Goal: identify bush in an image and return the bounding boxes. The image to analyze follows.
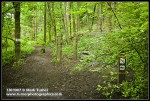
[2,39,35,66]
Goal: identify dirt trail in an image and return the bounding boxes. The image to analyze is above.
[2,46,103,99]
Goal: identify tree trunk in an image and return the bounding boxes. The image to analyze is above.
[57,35,62,62]
[72,3,77,59]
[65,2,70,44]
[70,2,72,37]
[13,2,21,62]
[111,2,116,30]
[72,3,76,35]
[99,3,103,32]
[44,2,46,43]
[52,3,57,43]
[77,2,80,33]
[34,6,37,41]
[107,2,112,32]
[47,3,51,43]
[89,3,97,31]
[86,3,88,26]
[73,35,78,60]
[60,2,66,34]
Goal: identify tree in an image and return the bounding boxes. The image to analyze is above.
[44,2,46,43]
[33,6,37,41]
[64,2,70,44]
[13,2,21,62]
[52,2,57,43]
[72,2,76,35]
[98,3,103,32]
[89,3,97,31]
[69,2,72,37]
[77,2,80,33]
[107,2,112,32]
[47,2,52,43]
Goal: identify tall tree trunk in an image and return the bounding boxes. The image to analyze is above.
[73,35,78,60]
[99,3,103,32]
[111,2,116,30]
[86,3,88,26]
[44,2,46,43]
[52,3,57,43]
[47,3,52,43]
[60,2,66,33]
[72,3,78,60]
[77,2,80,33]
[89,3,97,31]
[13,2,20,62]
[70,2,72,37]
[72,3,76,35]
[65,2,70,44]
[34,6,37,41]
[107,2,112,32]
[56,2,65,63]
[57,35,62,62]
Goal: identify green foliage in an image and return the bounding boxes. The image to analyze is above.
[21,36,35,56]
[122,75,148,99]
[96,83,121,99]
[2,2,148,99]
[62,44,73,58]
[96,66,119,99]
[51,57,59,63]
[2,47,15,66]
[2,38,35,66]
[71,63,85,73]
[36,34,46,46]
[95,2,148,99]
[21,45,35,56]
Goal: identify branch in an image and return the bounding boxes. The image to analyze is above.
[2,36,15,43]
[90,3,97,31]
[2,2,21,15]
[107,2,145,64]
[107,2,122,29]
[129,39,145,64]
[59,2,65,30]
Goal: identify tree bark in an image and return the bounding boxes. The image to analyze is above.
[77,2,80,33]
[107,2,122,29]
[70,2,72,37]
[108,2,112,32]
[57,35,62,62]
[99,3,103,32]
[13,2,21,62]
[72,3,76,34]
[44,2,46,43]
[47,3,52,43]
[34,6,37,41]
[73,35,78,60]
[65,2,70,44]
[86,3,88,26]
[60,2,66,34]
[111,2,116,29]
[52,3,57,43]
[89,3,97,31]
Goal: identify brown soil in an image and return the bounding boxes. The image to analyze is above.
[2,46,122,100]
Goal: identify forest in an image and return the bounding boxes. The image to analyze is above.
[2,2,148,99]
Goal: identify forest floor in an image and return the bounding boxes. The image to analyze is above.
[2,46,123,100]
